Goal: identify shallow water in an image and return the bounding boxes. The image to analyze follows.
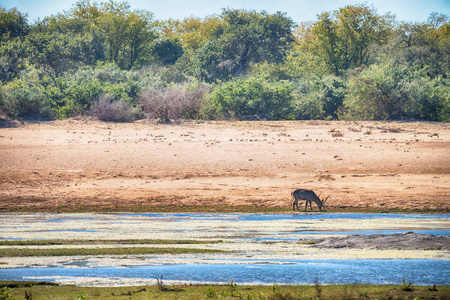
[2,260,449,285]
[119,212,450,222]
[0,213,449,286]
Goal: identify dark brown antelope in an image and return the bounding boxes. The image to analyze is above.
[292,189,331,212]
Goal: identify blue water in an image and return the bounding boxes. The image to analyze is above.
[1,213,449,285]
[119,212,450,222]
[1,260,449,285]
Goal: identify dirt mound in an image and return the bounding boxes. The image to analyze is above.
[312,232,450,250]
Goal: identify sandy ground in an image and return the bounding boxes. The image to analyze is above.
[0,119,449,212]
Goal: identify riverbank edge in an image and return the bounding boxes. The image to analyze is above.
[2,281,450,300]
[1,205,449,214]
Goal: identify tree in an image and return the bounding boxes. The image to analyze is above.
[311,4,394,76]
[159,16,224,52]
[193,9,294,82]
[34,0,158,70]
[0,7,29,42]
[25,32,98,76]
[220,9,294,76]
[0,37,28,82]
[374,14,450,78]
[151,37,184,65]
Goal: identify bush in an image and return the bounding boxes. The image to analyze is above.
[342,62,450,121]
[342,63,413,120]
[89,95,138,122]
[206,77,295,120]
[0,85,45,118]
[138,84,206,123]
[405,75,450,121]
[293,94,325,120]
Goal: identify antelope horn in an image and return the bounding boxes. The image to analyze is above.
[323,194,331,204]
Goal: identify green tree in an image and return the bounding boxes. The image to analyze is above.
[0,37,29,82]
[25,32,100,76]
[312,4,394,76]
[158,16,224,52]
[151,37,184,65]
[0,7,29,42]
[194,9,294,82]
[375,14,450,77]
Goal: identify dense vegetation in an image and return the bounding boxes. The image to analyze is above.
[1,1,449,122]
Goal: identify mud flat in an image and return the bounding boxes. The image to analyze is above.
[312,232,450,250]
[1,213,449,271]
[0,120,449,212]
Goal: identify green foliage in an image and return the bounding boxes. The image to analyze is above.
[25,31,99,76]
[206,76,295,120]
[151,37,184,65]
[0,85,44,118]
[193,9,294,82]
[292,75,346,119]
[405,75,450,121]
[343,63,411,120]
[2,283,450,300]
[0,287,13,300]
[0,37,29,82]
[206,285,217,298]
[401,276,413,291]
[0,7,28,42]
[0,1,448,122]
[376,17,450,78]
[311,3,394,76]
[343,62,450,121]
[0,246,225,257]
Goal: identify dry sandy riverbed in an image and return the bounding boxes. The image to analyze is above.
[0,119,449,212]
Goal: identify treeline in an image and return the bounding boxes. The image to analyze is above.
[0,1,449,122]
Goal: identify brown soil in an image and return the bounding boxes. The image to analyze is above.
[0,119,449,212]
[312,232,450,250]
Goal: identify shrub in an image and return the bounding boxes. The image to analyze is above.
[342,63,410,120]
[138,84,206,123]
[343,62,450,121]
[206,77,295,120]
[89,95,138,122]
[0,85,45,118]
[290,75,345,120]
[404,75,450,121]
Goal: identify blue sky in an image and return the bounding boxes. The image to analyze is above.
[2,0,449,24]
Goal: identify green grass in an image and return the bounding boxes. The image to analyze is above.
[0,247,226,257]
[0,239,222,246]
[1,281,449,299]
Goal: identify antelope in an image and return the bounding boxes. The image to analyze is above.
[292,189,331,212]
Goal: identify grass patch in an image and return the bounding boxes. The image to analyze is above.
[0,239,222,246]
[0,247,226,257]
[1,282,449,299]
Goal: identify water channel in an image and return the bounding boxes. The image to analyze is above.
[0,213,449,286]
